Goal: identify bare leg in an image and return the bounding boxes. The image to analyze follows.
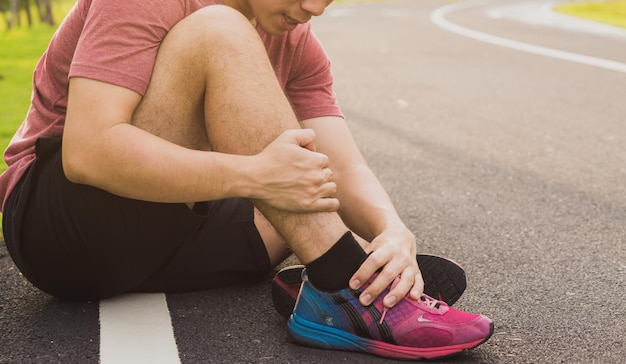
[131,6,348,265]
[254,208,291,266]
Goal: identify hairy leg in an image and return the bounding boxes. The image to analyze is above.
[131,6,347,265]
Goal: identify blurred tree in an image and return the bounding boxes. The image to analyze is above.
[36,0,54,25]
[1,0,53,29]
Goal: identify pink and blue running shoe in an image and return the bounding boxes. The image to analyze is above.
[272,254,467,319]
[287,271,493,360]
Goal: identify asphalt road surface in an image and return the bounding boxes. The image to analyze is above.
[1,0,625,363]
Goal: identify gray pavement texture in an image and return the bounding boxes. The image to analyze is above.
[1,0,625,363]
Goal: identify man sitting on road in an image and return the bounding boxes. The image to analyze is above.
[0,0,492,359]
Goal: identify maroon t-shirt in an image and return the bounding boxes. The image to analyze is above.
[0,0,343,210]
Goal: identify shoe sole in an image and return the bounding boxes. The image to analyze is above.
[271,254,467,318]
[287,312,494,360]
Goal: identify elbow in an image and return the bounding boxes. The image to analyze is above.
[61,143,91,184]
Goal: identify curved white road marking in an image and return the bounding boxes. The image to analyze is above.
[100,293,181,364]
[430,1,626,74]
[486,1,626,38]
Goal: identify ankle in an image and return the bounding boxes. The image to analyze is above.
[305,232,368,291]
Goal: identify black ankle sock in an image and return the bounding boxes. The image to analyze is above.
[305,231,368,291]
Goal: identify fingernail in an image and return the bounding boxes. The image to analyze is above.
[385,295,397,306]
[350,278,361,289]
[361,293,371,305]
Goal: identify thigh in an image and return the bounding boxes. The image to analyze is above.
[129,9,226,151]
[4,137,270,300]
[131,6,299,156]
[134,199,272,293]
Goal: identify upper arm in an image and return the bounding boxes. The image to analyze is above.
[63,77,142,180]
[281,25,343,122]
[301,116,368,174]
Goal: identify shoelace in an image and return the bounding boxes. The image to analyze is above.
[379,308,389,324]
[379,295,444,324]
[379,276,401,324]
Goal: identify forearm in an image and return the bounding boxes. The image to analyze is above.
[301,116,410,240]
[335,164,409,241]
[63,122,251,203]
[302,116,420,306]
[337,163,421,308]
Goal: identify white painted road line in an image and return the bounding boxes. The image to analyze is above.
[100,293,181,364]
[430,1,626,74]
[486,1,626,39]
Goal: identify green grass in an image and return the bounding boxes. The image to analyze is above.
[0,1,75,237]
[0,0,76,171]
[0,26,56,154]
[555,0,626,29]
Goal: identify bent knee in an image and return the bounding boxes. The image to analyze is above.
[173,5,257,42]
[159,5,263,67]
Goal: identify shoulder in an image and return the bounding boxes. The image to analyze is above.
[82,0,188,26]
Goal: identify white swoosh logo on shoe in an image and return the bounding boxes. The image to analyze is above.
[417,315,432,323]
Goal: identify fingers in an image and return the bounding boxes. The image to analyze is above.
[282,129,331,169]
[322,166,333,182]
[354,264,408,307]
[350,246,421,308]
[358,267,420,308]
[258,129,339,212]
[309,195,340,211]
[382,267,415,307]
[381,266,423,308]
[302,177,338,211]
[409,268,424,300]
[285,128,317,152]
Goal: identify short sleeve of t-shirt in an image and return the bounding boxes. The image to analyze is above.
[70,0,187,96]
[70,1,342,120]
[260,22,343,121]
[285,28,343,121]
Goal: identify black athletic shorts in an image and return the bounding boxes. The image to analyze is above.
[2,137,271,300]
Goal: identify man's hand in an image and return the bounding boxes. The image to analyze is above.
[349,227,423,308]
[249,129,340,212]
